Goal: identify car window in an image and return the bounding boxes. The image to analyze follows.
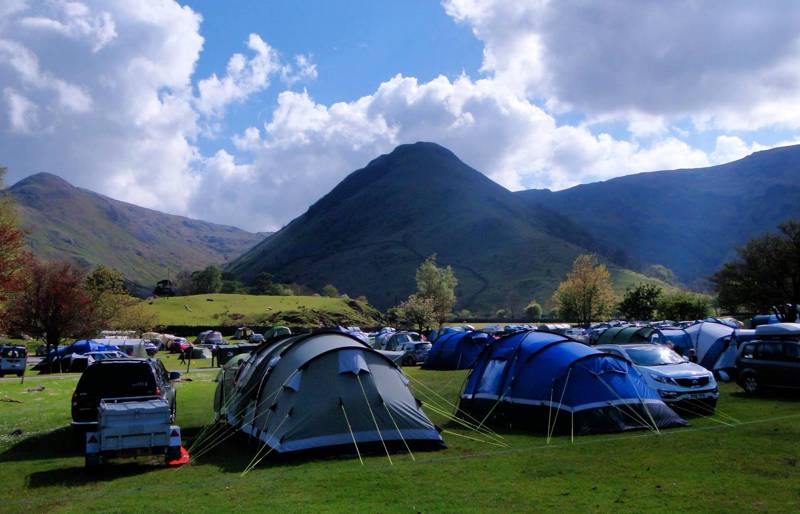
[783,343,800,361]
[76,363,156,398]
[756,342,783,360]
[741,343,756,359]
[625,347,684,366]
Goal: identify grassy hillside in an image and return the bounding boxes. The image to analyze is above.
[230,142,650,315]
[1,368,799,512]
[142,294,382,327]
[6,173,266,294]
[518,144,800,285]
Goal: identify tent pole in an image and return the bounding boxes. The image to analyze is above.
[356,374,393,465]
[340,401,364,465]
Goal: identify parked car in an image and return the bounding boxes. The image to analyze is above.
[0,344,27,377]
[196,331,224,348]
[596,343,718,412]
[71,358,180,429]
[84,351,128,362]
[736,323,800,393]
[382,332,422,351]
[397,341,432,366]
[248,333,265,344]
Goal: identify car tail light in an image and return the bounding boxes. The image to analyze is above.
[170,429,179,437]
[87,434,98,443]
[71,391,78,407]
[154,387,161,397]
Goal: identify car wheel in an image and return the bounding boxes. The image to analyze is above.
[402,356,415,366]
[742,374,760,394]
[85,454,101,468]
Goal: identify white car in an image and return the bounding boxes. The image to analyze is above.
[595,343,718,414]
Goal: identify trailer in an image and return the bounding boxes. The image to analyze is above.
[85,397,183,467]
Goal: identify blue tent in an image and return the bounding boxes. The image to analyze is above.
[684,322,735,371]
[651,328,693,355]
[460,330,685,435]
[423,331,494,370]
[51,339,119,357]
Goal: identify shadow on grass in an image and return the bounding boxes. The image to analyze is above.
[26,462,163,489]
[0,426,80,462]
[186,429,446,473]
[730,390,800,402]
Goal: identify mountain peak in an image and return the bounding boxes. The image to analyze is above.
[9,172,74,191]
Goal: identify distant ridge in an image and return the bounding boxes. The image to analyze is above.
[6,172,266,294]
[516,143,800,285]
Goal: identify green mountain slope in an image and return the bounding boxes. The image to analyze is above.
[229,142,659,314]
[516,144,800,286]
[6,173,265,293]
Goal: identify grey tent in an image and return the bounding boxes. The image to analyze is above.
[214,331,444,456]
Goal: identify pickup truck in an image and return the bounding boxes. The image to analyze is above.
[85,397,182,467]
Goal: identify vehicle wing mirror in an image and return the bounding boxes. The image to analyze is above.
[169,371,181,381]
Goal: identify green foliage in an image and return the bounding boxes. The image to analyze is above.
[321,283,339,297]
[643,264,679,285]
[391,294,436,332]
[495,308,510,319]
[552,254,616,325]
[0,165,26,307]
[221,279,245,294]
[656,291,713,321]
[191,265,223,294]
[85,265,126,297]
[712,220,800,320]
[618,283,663,320]
[524,301,542,321]
[415,254,458,327]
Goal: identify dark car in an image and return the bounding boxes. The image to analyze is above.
[71,358,180,429]
[736,324,800,393]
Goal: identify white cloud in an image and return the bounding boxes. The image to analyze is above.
[195,33,281,117]
[280,54,318,86]
[3,87,39,133]
[444,0,800,132]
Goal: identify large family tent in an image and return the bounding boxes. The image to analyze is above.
[684,321,735,371]
[595,326,656,346]
[650,328,693,355]
[423,331,494,370]
[213,331,444,457]
[460,330,685,435]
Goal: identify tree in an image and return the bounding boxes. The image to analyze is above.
[495,308,510,319]
[6,260,100,358]
[551,254,615,326]
[524,301,543,321]
[252,272,283,295]
[656,291,712,321]
[415,254,458,328]
[86,265,126,297]
[321,283,339,297]
[618,283,663,320]
[392,294,436,333]
[191,265,223,294]
[0,166,26,308]
[712,220,800,321]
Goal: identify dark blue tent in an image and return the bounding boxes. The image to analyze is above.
[423,331,494,370]
[51,339,120,358]
[460,330,685,435]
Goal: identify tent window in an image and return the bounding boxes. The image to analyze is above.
[338,350,370,375]
[478,359,507,393]
[284,370,302,392]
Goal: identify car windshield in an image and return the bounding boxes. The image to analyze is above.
[626,346,685,366]
[1,347,26,358]
[415,343,431,350]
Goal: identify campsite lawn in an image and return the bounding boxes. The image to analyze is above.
[1,367,799,513]
[140,293,375,326]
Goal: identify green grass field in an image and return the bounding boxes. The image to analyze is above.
[141,294,381,327]
[1,362,799,513]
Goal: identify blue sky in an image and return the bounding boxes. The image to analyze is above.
[185,0,483,156]
[1,1,798,230]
